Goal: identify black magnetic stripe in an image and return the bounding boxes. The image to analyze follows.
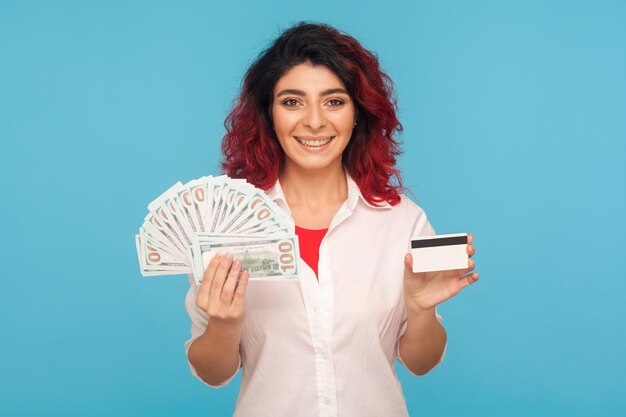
[411,235,467,249]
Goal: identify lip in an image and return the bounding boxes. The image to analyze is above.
[294,135,335,150]
[295,136,334,140]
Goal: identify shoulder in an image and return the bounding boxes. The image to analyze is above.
[392,193,428,219]
[394,194,436,237]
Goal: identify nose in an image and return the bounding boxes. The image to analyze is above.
[302,105,326,130]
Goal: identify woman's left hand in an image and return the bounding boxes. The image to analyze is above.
[403,234,479,312]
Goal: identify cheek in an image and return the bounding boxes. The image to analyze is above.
[331,116,355,135]
[327,109,355,129]
[273,110,298,134]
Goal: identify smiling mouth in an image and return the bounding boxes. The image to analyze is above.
[294,136,335,147]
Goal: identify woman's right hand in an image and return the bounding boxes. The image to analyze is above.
[195,252,250,326]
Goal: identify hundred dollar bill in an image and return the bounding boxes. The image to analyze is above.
[191,232,281,278]
[219,187,237,224]
[136,234,191,275]
[140,226,186,260]
[191,235,300,285]
[139,227,190,262]
[174,183,200,234]
[210,179,248,231]
[218,187,248,230]
[189,177,211,232]
[205,175,226,228]
[147,185,192,253]
[143,212,187,258]
[149,192,194,247]
[220,191,272,233]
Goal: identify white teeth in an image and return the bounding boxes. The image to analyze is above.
[295,136,334,147]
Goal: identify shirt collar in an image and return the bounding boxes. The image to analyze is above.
[265,172,392,211]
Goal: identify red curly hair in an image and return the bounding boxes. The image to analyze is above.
[221,22,404,206]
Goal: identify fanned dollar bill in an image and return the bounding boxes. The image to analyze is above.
[191,234,299,284]
[135,175,298,283]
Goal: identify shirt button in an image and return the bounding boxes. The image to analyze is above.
[324,305,331,312]
[321,352,329,360]
[324,397,331,405]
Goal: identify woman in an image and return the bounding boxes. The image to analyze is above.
[185,22,478,417]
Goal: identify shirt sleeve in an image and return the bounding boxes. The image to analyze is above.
[184,274,241,388]
[395,202,447,375]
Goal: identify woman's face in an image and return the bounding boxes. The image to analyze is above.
[271,63,356,173]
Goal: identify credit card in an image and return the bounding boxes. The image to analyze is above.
[411,233,468,273]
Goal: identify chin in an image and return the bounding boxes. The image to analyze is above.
[286,156,343,172]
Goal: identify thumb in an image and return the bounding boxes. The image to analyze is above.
[404,252,413,272]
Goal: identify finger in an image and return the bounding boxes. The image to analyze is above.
[466,258,476,273]
[231,269,250,310]
[456,272,480,291]
[197,252,224,305]
[221,258,242,305]
[467,234,475,258]
[209,252,234,308]
[467,243,476,257]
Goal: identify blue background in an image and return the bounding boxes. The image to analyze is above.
[1,1,625,416]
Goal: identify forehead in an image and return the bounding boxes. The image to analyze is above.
[274,63,347,94]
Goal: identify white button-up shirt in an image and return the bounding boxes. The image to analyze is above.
[184,174,446,417]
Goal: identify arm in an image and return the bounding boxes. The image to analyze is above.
[398,305,447,375]
[186,252,249,387]
[188,318,244,386]
[399,234,478,375]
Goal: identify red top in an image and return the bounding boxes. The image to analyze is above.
[295,226,328,280]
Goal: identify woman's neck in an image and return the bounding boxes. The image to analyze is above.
[279,161,348,227]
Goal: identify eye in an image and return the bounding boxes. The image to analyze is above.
[327,98,345,107]
[282,98,299,107]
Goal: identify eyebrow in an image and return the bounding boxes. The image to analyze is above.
[276,88,349,98]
